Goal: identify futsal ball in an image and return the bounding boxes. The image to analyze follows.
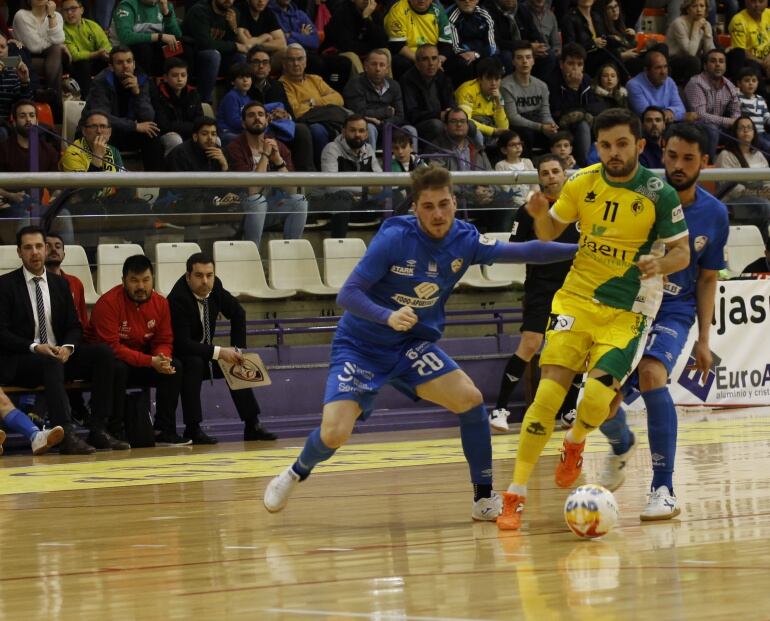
[564,484,619,539]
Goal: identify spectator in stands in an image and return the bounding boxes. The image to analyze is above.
[390,128,426,172]
[45,233,88,329]
[627,51,686,123]
[500,40,557,156]
[246,45,314,171]
[279,43,346,168]
[684,47,741,162]
[61,0,111,97]
[560,0,615,77]
[737,66,770,153]
[546,43,601,166]
[384,0,453,78]
[0,225,129,453]
[0,100,58,231]
[84,46,164,171]
[322,0,389,72]
[12,0,65,105]
[592,62,628,112]
[88,254,188,446]
[436,106,510,231]
[0,33,32,139]
[728,0,770,81]
[444,0,497,86]
[217,62,253,146]
[112,0,182,77]
[455,56,508,148]
[549,130,576,168]
[667,0,714,86]
[182,0,248,104]
[153,57,204,156]
[343,49,412,151]
[61,110,125,174]
[400,43,456,144]
[521,0,560,64]
[742,238,770,273]
[482,0,555,80]
[237,0,286,61]
[495,129,537,210]
[597,0,642,75]
[0,386,64,456]
[225,102,308,246]
[168,252,277,444]
[318,114,383,238]
[268,0,351,90]
[639,105,666,169]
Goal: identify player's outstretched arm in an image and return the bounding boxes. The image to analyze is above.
[637,235,690,279]
[525,191,569,240]
[492,240,578,265]
[337,271,392,325]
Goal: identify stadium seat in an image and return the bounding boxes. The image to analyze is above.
[96,243,144,294]
[212,240,296,299]
[61,244,99,304]
[322,238,366,288]
[34,102,54,127]
[0,245,21,275]
[726,225,765,275]
[63,100,86,143]
[457,263,512,288]
[481,232,527,285]
[155,242,202,296]
[268,239,339,295]
[202,102,215,118]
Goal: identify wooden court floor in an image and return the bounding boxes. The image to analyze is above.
[2,406,770,621]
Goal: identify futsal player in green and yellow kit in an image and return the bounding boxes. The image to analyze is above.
[498,108,691,531]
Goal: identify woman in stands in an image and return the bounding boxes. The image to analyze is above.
[666,0,714,86]
[715,114,770,244]
[592,62,628,112]
[561,0,615,78]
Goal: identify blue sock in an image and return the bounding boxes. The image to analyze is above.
[599,406,633,455]
[643,386,677,493]
[292,427,336,481]
[3,408,39,442]
[458,404,493,489]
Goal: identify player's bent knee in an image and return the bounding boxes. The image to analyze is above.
[578,377,618,430]
[319,420,354,448]
[637,358,667,392]
[448,384,483,414]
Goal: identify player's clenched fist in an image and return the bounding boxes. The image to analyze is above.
[387,306,418,332]
[525,191,550,219]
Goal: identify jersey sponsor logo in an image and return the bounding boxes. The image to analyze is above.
[647,177,665,191]
[671,205,684,223]
[584,191,597,203]
[451,258,463,273]
[392,282,440,307]
[663,281,683,295]
[631,199,645,216]
[548,313,575,331]
[117,8,129,17]
[147,319,156,329]
[590,224,607,236]
[478,233,496,246]
[511,221,519,236]
[337,361,374,384]
[694,235,708,251]
[390,264,415,276]
[580,235,632,263]
[427,260,439,277]
[634,185,657,201]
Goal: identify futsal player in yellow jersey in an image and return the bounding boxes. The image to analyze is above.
[498,108,691,530]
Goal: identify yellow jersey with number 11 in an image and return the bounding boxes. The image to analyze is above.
[550,163,688,316]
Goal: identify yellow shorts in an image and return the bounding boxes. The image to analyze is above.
[540,289,649,381]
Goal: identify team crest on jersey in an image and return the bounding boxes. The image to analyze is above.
[427,260,439,277]
[694,235,708,251]
[631,199,644,215]
[392,282,440,308]
[451,258,463,273]
[584,191,596,203]
[647,177,664,191]
[671,205,684,222]
[147,319,156,329]
[478,234,495,246]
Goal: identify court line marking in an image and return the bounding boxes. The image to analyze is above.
[260,607,496,621]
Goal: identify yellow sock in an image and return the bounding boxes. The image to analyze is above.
[571,377,617,444]
[512,378,567,486]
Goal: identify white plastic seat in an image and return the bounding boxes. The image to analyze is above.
[201,102,215,118]
[457,263,512,288]
[96,243,144,294]
[63,100,86,143]
[61,244,99,304]
[323,238,367,289]
[727,225,766,275]
[155,242,201,296]
[268,239,339,295]
[0,245,21,275]
[213,240,296,299]
[481,232,527,285]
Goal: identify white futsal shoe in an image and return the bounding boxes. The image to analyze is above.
[264,466,301,513]
[31,426,65,455]
[597,432,637,492]
[640,485,681,521]
[489,408,510,433]
[472,491,503,521]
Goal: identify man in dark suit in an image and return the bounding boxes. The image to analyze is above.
[167,252,277,444]
[0,226,129,454]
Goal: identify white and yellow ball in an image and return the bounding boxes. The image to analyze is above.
[564,484,619,539]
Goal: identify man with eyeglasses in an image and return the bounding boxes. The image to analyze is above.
[61,110,125,176]
[61,0,111,97]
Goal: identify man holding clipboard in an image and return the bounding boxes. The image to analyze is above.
[167,252,277,444]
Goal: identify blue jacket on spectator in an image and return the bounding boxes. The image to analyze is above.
[626,72,686,121]
[217,87,251,135]
[268,0,319,50]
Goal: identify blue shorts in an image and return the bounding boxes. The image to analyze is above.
[324,333,459,420]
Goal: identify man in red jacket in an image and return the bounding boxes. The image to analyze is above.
[88,254,188,445]
[45,233,88,329]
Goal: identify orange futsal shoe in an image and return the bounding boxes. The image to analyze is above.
[555,438,585,488]
[497,492,526,531]
[0,428,5,456]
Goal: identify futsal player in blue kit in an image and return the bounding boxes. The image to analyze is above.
[598,124,729,520]
[263,165,578,520]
